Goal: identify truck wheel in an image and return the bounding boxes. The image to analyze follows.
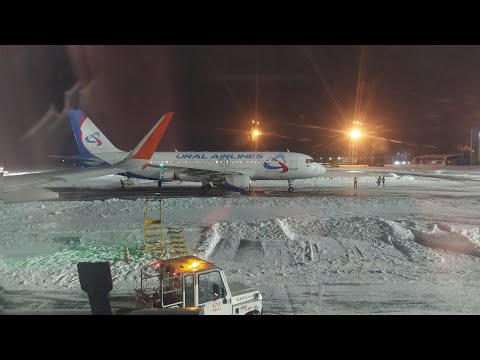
[245,310,261,315]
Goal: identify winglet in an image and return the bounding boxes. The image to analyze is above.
[128,112,174,160]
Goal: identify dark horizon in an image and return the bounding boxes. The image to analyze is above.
[1,45,479,168]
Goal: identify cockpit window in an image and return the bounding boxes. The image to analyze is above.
[306,158,314,164]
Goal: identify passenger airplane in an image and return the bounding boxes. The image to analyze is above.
[66,110,326,193]
[0,112,174,203]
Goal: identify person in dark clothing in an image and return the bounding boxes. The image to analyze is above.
[381,176,385,186]
[354,176,358,189]
[376,176,381,186]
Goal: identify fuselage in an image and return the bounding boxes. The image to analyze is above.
[96,151,326,181]
[69,110,325,187]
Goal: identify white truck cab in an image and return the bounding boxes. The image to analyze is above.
[135,255,262,315]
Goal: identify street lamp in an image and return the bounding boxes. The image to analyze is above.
[251,120,261,151]
[349,129,362,139]
[348,125,362,164]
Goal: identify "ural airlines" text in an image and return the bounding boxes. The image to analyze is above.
[175,154,264,160]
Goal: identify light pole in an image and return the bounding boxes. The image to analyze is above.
[470,128,480,165]
[349,128,362,164]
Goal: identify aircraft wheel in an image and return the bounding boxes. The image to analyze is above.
[288,187,294,193]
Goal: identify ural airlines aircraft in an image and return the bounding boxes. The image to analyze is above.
[68,110,326,193]
[0,112,174,203]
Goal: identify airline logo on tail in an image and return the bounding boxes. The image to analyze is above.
[71,110,121,155]
[85,132,103,146]
[263,154,289,173]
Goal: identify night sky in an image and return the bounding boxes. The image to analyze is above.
[1,45,480,168]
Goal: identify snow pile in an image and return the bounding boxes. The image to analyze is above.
[3,169,480,313]
[412,223,480,257]
[196,223,221,259]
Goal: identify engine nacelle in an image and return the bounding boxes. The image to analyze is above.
[173,172,204,182]
[223,174,251,192]
[139,169,175,182]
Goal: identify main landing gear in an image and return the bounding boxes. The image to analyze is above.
[200,183,212,195]
[288,179,294,193]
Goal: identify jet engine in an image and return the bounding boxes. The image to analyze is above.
[222,174,251,192]
[173,172,203,182]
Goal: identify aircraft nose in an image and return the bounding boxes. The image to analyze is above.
[315,163,326,175]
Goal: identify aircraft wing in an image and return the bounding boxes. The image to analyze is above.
[1,112,174,203]
[389,170,480,183]
[164,165,254,182]
[4,163,143,189]
[331,167,480,183]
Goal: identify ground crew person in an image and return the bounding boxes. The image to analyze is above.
[382,176,385,187]
[354,176,358,189]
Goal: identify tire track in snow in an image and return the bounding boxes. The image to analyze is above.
[275,218,296,241]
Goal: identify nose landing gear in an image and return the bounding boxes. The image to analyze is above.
[288,179,294,192]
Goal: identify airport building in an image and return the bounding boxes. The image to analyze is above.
[411,154,465,165]
[470,128,480,165]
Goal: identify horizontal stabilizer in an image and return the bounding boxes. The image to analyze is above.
[48,155,107,167]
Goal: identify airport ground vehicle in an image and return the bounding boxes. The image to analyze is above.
[75,256,262,315]
[135,255,263,315]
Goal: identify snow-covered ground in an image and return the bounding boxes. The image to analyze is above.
[2,166,480,314]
